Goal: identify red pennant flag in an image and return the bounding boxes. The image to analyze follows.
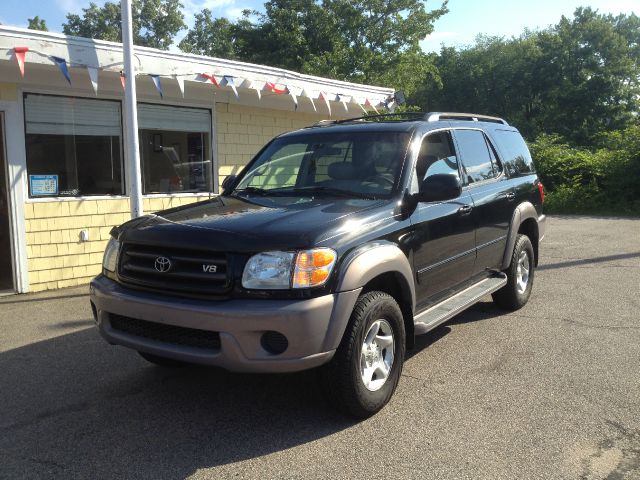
[14,47,28,78]
[119,71,126,90]
[201,73,220,88]
[265,82,289,95]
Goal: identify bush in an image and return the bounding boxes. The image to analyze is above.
[529,127,640,216]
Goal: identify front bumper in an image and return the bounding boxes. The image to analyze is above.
[90,275,361,373]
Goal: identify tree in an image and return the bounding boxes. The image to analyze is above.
[418,8,640,145]
[27,16,48,31]
[179,0,448,95]
[62,0,186,50]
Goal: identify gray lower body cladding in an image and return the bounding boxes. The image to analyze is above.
[89,275,361,373]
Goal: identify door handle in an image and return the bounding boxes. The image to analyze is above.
[505,192,516,201]
[458,204,473,215]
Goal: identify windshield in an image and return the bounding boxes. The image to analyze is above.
[233,131,410,199]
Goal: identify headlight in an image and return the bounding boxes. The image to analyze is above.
[242,251,295,289]
[242,248,337,290]
[102,237,120,273]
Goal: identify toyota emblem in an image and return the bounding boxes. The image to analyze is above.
[154,256,172,273]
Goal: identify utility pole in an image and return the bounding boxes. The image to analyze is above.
[121,0,143,217]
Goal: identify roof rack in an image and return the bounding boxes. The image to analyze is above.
[308,111,509,128]
[425,112,509,125]
[309,112,425,127]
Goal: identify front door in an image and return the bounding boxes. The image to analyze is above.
[410,130,476,308]
[0,113,14,292]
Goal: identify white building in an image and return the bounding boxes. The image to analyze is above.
[0,26,393,294]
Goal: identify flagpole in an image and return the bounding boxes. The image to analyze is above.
[121,0,143,218]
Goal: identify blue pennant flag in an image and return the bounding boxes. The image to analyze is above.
[52,56,71,85]
[150,74,163,99]
[223,75,239,99]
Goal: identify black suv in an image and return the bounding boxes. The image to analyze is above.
[90,112,546,417]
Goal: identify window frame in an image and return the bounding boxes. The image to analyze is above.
[22,92,126,200]
[410,128,463,195]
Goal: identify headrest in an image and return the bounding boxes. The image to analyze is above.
[328,162,357,180]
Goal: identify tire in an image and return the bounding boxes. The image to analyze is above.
[138,351,189,367]
[319,291,406,418]
[492,234,535,310]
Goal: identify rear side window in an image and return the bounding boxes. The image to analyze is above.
[454,129,496,184]
[492,129,535,176]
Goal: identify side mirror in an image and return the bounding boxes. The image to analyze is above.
[221,175,237,193]
[415,174,461,203]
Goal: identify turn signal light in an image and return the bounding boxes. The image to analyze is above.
[292,248,337,288]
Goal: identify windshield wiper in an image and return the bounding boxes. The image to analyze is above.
[290,186,379,200]
[233,186,276,196]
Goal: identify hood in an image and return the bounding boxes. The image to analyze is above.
[119,194,393,252]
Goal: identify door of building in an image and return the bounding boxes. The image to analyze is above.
[0,112,14,292]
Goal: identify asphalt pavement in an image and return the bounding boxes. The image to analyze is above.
[0,215,638,479]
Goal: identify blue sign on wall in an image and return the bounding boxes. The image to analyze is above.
[29,175,59,196]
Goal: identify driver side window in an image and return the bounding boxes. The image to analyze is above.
[415,131,460,192]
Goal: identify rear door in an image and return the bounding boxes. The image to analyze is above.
[452,128,513,274]
[410,130,476,307]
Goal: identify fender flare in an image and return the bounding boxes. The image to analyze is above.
[321,242,416,351]
[501,201,539,270]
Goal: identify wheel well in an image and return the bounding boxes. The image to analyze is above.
[361,272,415,350]
[518,218,539,266]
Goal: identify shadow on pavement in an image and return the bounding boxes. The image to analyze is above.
[537,251,640,271]
[0,325,357,479]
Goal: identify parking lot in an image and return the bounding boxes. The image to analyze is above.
[1,215,638,479]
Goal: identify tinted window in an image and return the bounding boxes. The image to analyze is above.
[415,131,459,192]
[492,130,535,176]
[454,129,495,184]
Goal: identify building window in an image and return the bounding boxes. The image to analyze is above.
[137,104,212,194]
[24,93,124,197]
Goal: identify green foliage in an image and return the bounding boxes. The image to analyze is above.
[27,16,48,31]
[62,0,186,50]
[178,0,448,96]
[530,125,640,215]
[418,8,640,146]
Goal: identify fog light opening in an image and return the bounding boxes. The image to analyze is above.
[261,331,289,355]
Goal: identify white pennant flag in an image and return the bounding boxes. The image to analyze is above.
[338,95,351,112]
[288,85,299,110]
[87,67,99,95]
[300,88,316,112]
[175,75,185,97]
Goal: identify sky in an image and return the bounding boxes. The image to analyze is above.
[0,0,637,51]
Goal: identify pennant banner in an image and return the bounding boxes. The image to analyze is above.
[87,67,99,95]
[265,82,289,95]
[223,75,239,99]
[337,95,351,112]
[319,91,332,116]
[150,74,163,99]
[365,98,379,114]
[13,47,28,78]
[119,71,126,90]
[287,85,300,110]
[52,56,71,85]
[300,88,316,112]
[201,73,220,88]
[175,75,185,97]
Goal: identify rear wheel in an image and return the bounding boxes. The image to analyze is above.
[138,351,189,367]
[319,291,405,418]
[492,234,535,310]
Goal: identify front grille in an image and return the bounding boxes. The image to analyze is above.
[109,314,221,350]
[118,243,229,296]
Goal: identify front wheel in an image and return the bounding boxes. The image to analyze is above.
[492,234,535,310]
[319,291,406,418]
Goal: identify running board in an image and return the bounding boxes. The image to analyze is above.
[413,273,507,335]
